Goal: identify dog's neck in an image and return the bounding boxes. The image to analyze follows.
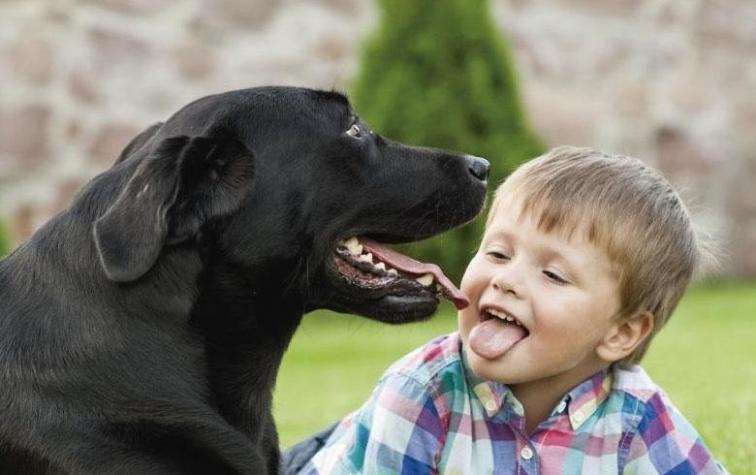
[15,199,307,438]
[0,215,207,379]
[192,257,305,434]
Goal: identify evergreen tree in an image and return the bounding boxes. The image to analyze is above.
[352,0,543,282]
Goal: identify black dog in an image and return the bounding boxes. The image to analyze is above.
[0,87,488,474]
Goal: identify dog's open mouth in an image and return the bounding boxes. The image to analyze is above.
[331,237,469,310]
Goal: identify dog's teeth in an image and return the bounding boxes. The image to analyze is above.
[387,268,399,276]
[342,237,363,255]
[415,273,434,287]
[436,283,442,292]
[374,262,386,271]
[357,252,373,263]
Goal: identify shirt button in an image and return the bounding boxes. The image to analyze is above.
[520,446,534,460]
[484,400,497,412]
[556,401,567,413]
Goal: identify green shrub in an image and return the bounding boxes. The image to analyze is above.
[0,220,11,258]
[351,0,543,282]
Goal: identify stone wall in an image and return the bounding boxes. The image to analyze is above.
[1,0,754,276]
[493,0,756,278]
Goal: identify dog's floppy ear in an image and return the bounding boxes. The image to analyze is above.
[94,135,254,282]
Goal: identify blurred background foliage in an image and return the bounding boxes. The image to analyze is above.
[0,220,11,258]
[351,0,543,282]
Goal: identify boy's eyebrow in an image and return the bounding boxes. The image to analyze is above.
[484,226,587,271]
[483,229,513,242]
[482,228,520,248]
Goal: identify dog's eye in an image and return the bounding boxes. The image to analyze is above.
[346,124,363,138]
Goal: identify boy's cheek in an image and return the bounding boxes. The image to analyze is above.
[459,256,486,294]
[456,309,468,334]
[456,307,478,343]
[458,281,474,300]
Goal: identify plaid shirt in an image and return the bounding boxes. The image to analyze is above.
[300,333,726,474]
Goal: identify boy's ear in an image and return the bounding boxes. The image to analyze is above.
[596,311,654,363]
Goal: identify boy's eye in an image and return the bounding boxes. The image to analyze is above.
[487,251,509,260]
[544,270,568,285]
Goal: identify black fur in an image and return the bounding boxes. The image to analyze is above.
[0,87,488,474]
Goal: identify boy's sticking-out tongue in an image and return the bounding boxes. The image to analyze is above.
[468,318,527,360]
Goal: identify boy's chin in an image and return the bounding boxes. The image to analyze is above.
[465,346,516,383]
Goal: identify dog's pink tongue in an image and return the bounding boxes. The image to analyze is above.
[360,238,469,309]
[469,319,527,360]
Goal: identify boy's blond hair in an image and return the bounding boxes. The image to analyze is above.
[489,146,708,366]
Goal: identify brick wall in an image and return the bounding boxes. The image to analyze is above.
[1,0,754,276]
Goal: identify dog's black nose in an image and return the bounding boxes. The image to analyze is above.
[466,155,490,181]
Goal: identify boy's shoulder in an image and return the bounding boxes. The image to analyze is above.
[607,366,726,473]
[611,364,662,403]
[610,364,686,409]
[608,364,687,426]
[381,332,465,388]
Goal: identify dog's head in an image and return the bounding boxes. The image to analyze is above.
[94,87,488,323]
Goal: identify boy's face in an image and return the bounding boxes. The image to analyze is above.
[458,202,621,388]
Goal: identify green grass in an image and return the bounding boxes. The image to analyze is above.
[275,281,755,473]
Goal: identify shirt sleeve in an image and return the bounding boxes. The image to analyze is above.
[299,373,447,475]
[622,393,728,474]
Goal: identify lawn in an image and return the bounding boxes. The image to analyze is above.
[274,281,755,473]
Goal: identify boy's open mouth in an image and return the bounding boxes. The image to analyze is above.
[469,308,530,359]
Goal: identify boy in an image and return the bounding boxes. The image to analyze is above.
[292,146,726,474]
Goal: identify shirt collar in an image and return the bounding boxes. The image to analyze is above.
[460,342,613,428]
[460,345,512,418]
[562,368,613,430]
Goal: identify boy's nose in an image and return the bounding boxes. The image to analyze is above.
[493,278,519,296]
[491,265,524,297]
